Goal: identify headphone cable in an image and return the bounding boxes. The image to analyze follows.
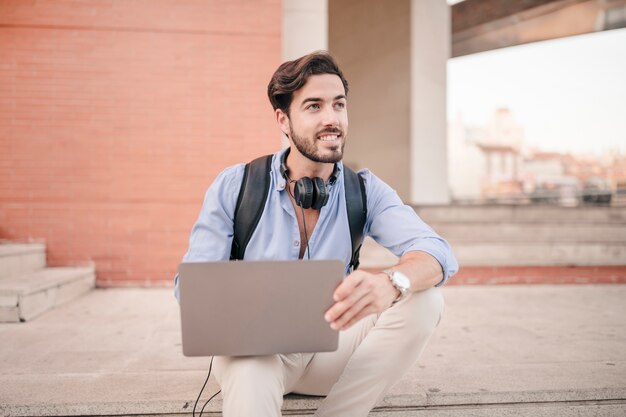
[193,356,221,417]
[286,180,311,260]
[300,205,311,260]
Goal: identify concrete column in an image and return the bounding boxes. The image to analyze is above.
[282,0,328,61]
[281,0,328,148]
[410,0,450,204]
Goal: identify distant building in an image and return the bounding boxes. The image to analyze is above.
[447,114,485,200]
[448,108,622,204]
[524,152,565,179]
[448,108,524,201]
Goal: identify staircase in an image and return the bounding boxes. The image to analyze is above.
[360,205,626,268]
[0,241,95,322]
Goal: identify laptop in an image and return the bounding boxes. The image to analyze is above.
[178,260,344,357]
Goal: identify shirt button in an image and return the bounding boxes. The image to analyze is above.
[294,240,300,247]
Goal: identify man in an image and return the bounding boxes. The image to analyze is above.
[176,51,458,416]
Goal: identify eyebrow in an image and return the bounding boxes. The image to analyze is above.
[301,95,347,106]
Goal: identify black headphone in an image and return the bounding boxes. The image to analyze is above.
[280,148,338,210]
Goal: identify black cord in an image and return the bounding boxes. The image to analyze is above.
[199,389,222,417]
[286,179,311,260]
[300,205,311,260]
[193,356,221,417]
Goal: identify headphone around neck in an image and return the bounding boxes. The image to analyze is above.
[280,148,339,210]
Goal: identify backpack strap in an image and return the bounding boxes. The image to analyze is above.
[343,166,367,270]
[230,154,273,260]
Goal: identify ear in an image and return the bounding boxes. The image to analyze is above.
[275,109,290,138]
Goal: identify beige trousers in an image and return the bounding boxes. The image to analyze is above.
[213,286,444,417]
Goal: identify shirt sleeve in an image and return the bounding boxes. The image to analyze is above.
[174,164,245,300]
[360,169,459,286]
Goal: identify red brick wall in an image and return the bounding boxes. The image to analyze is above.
[0,0,282,286]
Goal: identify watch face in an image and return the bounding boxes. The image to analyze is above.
[393,271,411,290]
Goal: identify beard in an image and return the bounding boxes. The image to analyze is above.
[289,120,345,164]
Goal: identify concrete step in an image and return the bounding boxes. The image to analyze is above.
[415,205,626,224]
[0,242,46,279]
[293,402,626,416]
[0,266,96,322]
[359,238,626,268]
[429,223,626,243]
[452,242,626,267]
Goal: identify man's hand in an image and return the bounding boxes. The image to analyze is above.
[324,269,400,331]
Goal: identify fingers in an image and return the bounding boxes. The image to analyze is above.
[325,271,399,330]
[330,292,374,330]
[341,304,377,330]
[325,281,370,326]
[332,271,365,302]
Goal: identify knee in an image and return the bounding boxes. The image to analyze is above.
[397,287,445,340]
[214,355,284,392]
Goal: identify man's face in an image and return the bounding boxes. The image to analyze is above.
[278,74,348,163]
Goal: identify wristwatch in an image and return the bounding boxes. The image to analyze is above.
[383,269,411,304]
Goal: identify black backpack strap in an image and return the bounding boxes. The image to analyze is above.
[343,166,367,270]
[230,155,273,260]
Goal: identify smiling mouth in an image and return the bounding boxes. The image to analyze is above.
[318,134,341,141]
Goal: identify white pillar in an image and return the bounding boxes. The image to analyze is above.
[410,0,450,204]
[282,0,328,61]
[281,0,328,148]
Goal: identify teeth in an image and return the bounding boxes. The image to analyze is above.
[319,135,338,141]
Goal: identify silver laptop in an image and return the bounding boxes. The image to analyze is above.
[178,260,344,357]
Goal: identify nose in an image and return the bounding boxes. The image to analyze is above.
[321,104,340,127]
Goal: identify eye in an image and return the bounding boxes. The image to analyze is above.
[334,101,346,109]
[307,103,320,110]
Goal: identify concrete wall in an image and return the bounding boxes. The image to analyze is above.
[0,0,282,285]
[329,0,412,200]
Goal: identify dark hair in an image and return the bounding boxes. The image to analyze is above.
[267,51,349,115]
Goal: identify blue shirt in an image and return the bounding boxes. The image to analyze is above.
[175,148,458,300]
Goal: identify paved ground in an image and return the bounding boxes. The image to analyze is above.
[0,284,625,416]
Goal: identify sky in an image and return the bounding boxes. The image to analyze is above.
[447,28,626,155]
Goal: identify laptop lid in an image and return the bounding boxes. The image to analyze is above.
[178,260,343,357]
